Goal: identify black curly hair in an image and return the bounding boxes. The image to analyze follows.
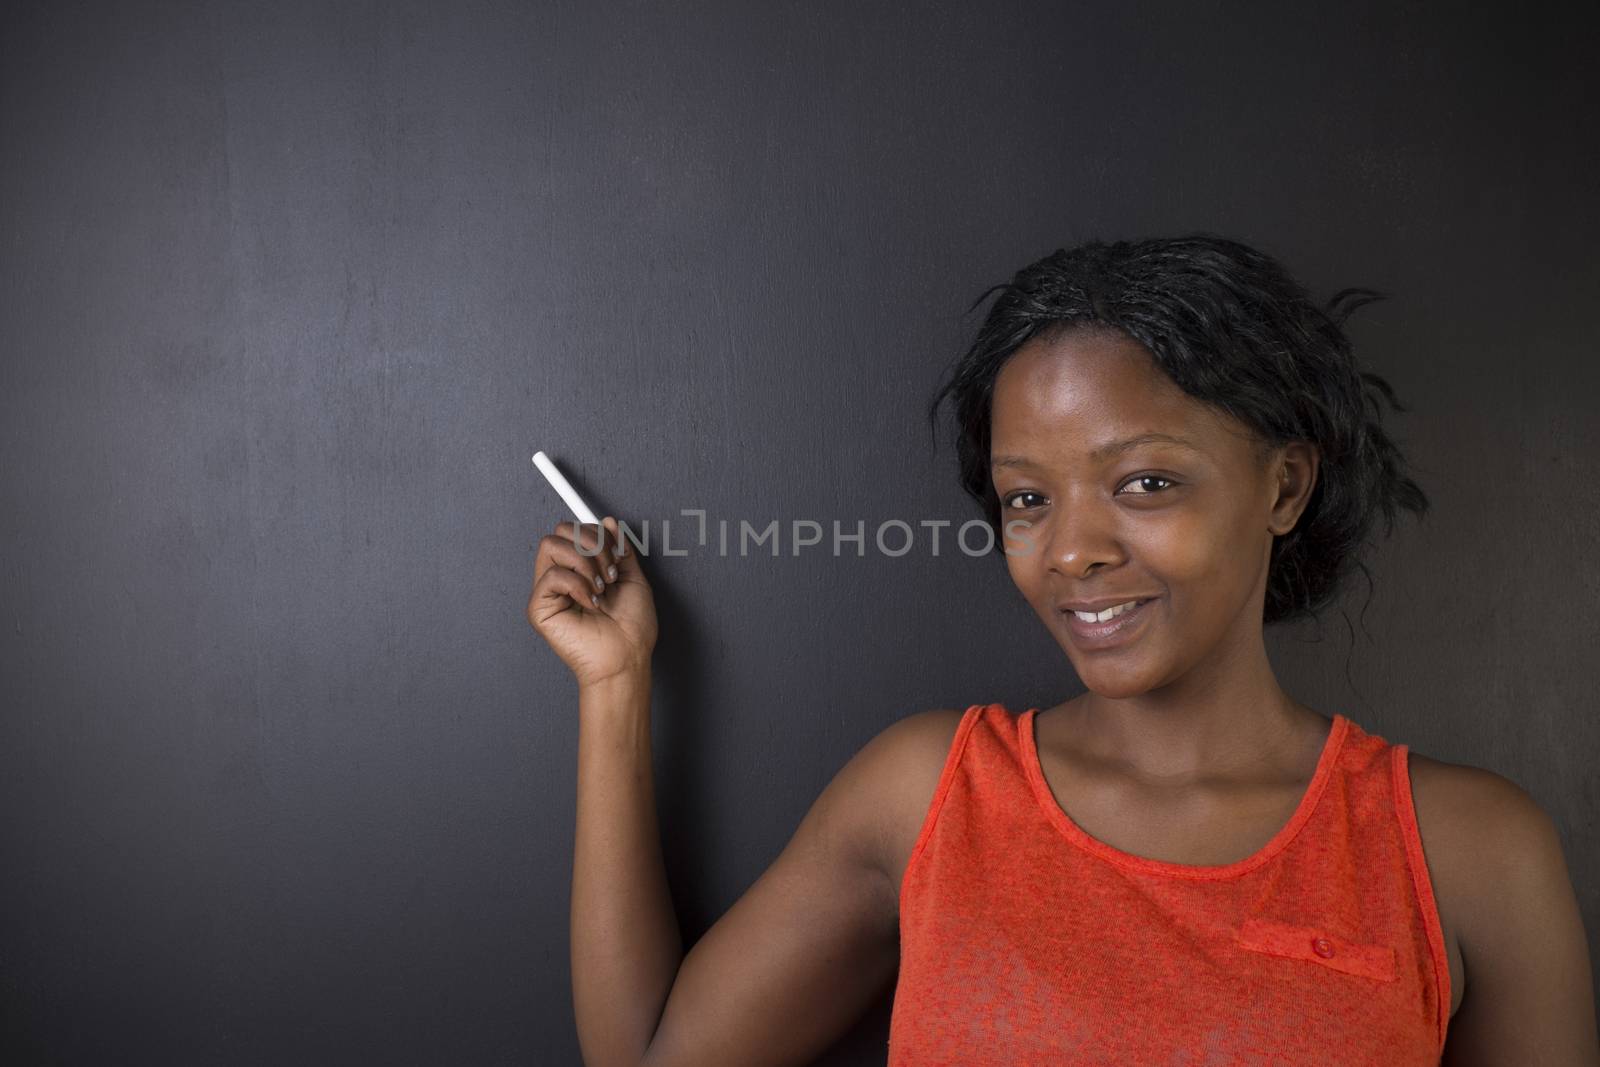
[927,232,1430,631]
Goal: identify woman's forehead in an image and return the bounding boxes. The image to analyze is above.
[997,331,1179,406]
[993,336,1200,440]
[989,337,1259,467]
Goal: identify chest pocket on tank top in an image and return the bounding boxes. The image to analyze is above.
[1235,916,1398,983]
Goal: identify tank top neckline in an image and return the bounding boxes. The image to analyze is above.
[1017,706,1351,880]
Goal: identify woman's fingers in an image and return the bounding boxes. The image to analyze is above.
[532,555,604,614]
[527,515,657,685]
[555,518,621,588]
[538,531,599,596]
[602,516,638,574]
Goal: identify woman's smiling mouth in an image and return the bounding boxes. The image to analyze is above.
[1059,597,1157,648]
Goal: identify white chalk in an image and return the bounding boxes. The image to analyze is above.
[532,451,601,527]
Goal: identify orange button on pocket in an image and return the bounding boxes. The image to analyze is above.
[1236,917,1397,982]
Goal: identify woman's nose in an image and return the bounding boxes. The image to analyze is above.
[1041,504,1125,576]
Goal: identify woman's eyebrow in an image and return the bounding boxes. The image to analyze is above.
[991,432,1202,470]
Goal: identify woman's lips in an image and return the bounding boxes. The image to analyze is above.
[1060,597,1156,648]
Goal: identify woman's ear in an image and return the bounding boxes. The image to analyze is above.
[1268,442,1319,536]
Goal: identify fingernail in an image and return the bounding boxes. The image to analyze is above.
[590,594,599,606]
[607,565,617,580]
[594,576,604,590]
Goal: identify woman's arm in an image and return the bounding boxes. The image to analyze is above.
[571,669,683,1067]
[1439,770,1599,1065]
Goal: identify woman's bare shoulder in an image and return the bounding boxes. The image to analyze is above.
[1405,748,1596,1059]
[877,707,969,799]
[845,708,969,890]
[1405,748,1546,849]
[1405,751,1566,946]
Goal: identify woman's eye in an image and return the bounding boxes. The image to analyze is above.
[1003,478,1174,510]
[1120,475,1175,495]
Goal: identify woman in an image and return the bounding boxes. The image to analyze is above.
[529,234,1598,1065]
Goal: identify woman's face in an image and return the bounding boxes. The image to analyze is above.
[988,326,1317,699]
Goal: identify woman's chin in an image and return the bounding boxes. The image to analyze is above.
[1081,676,1157,701]
[1064,653,1163,700]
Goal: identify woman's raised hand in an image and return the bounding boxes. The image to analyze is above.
[527,516,657,687]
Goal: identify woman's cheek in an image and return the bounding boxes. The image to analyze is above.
[1001,516,1043,561]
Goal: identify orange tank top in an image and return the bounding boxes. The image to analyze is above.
[887,704,1451,1065]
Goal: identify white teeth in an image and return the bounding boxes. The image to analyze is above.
[1073,599,1142,623]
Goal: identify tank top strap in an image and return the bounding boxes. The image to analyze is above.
[898,703,1033,913]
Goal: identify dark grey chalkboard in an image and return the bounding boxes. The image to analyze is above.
[2,1,1596,1063]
